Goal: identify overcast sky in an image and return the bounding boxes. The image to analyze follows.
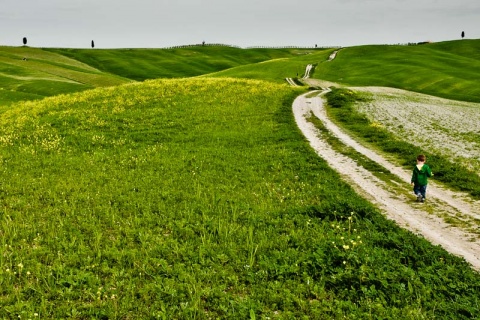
[1,0,479,48]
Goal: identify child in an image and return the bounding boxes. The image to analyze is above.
[411,154,433,202]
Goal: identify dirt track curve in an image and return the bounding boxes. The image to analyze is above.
[293,90,480,271]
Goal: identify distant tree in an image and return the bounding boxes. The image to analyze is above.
[461,31,465,39]
[23,37,27,46]
[202,41,205,46]
[91,40,95,48]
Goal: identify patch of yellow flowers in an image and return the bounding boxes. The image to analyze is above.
[331,212,363,266]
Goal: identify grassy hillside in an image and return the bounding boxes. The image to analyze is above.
[1,78,480,319]
[3,41,480,105]
[314,39,480,102]
[47,46,326,81]
[204,49,334,83]
[1,45,325,105]
[0,46,131,105]
[429,39,480,60]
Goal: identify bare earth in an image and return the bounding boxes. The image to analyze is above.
[293,90,480,271]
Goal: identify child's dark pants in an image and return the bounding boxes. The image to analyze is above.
[413,184,427,199]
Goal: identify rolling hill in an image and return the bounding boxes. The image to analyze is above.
[0,46,131,105]
[312,39,480,102]
[2,77,480,318]
[46,46,326,81]
[1,40,480,318]
[2,40,480,106]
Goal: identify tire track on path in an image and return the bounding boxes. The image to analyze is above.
[285,64,315,86]
[293,90,480,271]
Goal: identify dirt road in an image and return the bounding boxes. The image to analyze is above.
[293,90,480,271]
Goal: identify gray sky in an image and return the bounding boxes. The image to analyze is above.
[1,0,479,48]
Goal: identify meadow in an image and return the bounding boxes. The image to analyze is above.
[0,46,131,105]
[46,46,327,81]
[1,45,326,105]
[312,40,480,103]
[1,77,480,319]
[4,40,480,105]
[1,41,480,318]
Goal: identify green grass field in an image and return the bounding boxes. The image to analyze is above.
[0,46,131,105]
[203,50,333,83]
[2,45,328,106]
[3,40,480,105]
[46,46,327,81]
[313,40,480,102]
[2,78,480,319]
[1,40,480,318]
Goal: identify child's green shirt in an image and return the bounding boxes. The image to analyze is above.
[411,164,432,186]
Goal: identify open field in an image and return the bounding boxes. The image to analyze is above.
[203,50,333,83]
[1,40,480,318]
[1,45,328,106]
[312,40,480,103]
[0,46,131,105]
[2,40,480,106]
[2,78,480,318]
[46,46,327,81]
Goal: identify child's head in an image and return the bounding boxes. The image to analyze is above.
[417,154,426,163]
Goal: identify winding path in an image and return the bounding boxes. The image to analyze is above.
[293,90,480,271]
[328,50,339,61]
[285,64,315,85]
[302,64,314,79]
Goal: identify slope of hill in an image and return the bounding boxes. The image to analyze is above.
[204,49,334,83]
[1,46,325,105]
[429,39,480,60]
[3,40,480,106]
[0,46,131,105]
[46,46,326,81]
[313,39,480,102]
[2,78,480,318]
